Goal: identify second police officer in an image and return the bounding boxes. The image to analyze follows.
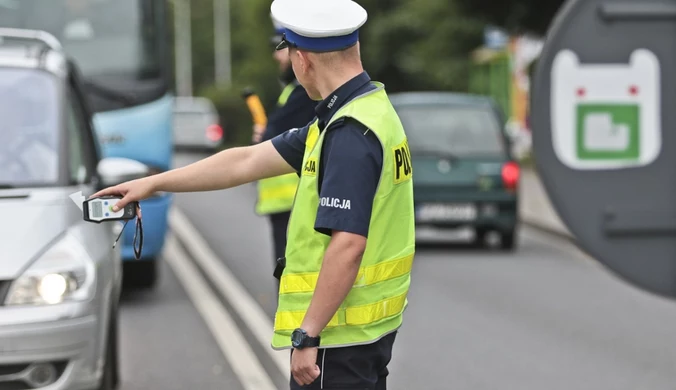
[253,16,316,280]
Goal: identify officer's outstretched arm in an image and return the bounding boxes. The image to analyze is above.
[155,141,294,192]
[91,141,294,210]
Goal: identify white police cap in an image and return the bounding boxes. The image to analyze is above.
[271,0,368,52]
[270,13,285,46]
[271,14,284,33]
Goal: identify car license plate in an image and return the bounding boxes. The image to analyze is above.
[417,203,477,222]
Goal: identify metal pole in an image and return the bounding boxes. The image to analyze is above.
[214,0,232,87]
[174,0,193,96]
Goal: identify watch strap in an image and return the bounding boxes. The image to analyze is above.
[305,335,320,348]
[292,328,321,349]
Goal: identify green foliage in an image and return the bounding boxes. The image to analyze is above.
[181,0,487,100]
[189,0,216,92]
[454,0,566,35]
[176,0,554,144]
[186,0,282,146]
[189,0,280,97]
[359,0,484,92]
[200,83,254,147]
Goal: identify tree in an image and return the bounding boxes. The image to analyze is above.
[358,0,485,92]
[179,0,489,145]
[454,0,567,35]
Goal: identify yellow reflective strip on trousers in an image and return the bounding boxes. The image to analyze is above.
[274,292,408,331]
[279,253,414,294]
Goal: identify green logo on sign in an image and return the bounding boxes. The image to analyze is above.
[576,104,640,161]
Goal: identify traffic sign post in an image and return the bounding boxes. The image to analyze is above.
[531,0,676,298]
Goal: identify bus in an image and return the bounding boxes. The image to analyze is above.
[0,0,173,288]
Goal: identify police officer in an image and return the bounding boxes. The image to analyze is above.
[93,0,415,388]
[252,16,316,276]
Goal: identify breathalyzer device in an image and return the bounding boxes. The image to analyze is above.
[70,191,144,259]
[82,196,137,223]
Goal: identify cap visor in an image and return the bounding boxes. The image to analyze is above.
[275,40,289,51]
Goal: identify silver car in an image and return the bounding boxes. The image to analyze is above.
[0,30,149,389]
[173,96,224,151]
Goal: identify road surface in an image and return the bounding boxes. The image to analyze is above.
[114,152,676,390]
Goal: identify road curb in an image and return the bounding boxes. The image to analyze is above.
[520,165,576,242]
[520,217,575,242]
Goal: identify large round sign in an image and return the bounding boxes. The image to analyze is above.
[531,0,676,297]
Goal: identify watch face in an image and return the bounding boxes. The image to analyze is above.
[291,330,304,347]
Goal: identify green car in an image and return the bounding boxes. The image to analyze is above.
[389,92,520,250]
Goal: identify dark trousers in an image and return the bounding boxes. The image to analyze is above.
[269,211,290,291]
[269,211,291,262]
[290,331,397,390]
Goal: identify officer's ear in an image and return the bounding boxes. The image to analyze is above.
[294,48,313,74]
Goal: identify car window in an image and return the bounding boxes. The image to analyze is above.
[395,104,507,157]
[66,88,89,184]
[0,68,61,187]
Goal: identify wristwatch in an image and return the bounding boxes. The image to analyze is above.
[291,328,321,349]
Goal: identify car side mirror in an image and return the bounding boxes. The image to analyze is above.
[97,157,150,188]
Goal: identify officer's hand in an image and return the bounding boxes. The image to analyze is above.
[252,124,265,144]
[291,347,320,386]
[90,177,156,215]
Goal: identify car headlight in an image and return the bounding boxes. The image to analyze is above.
[5,234,96,306]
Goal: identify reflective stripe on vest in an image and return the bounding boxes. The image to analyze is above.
[255,173,299,215]
[277,81,298,106]
[255,81,301,215]
[275,292,408,331]
[271,82,416,350]
[279,253,414,294]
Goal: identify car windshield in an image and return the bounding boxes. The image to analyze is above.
[0,0,161,80]
[395,104,507,157]
[0,68,60,186]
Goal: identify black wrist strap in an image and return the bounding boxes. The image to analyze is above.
[306,335,320,348]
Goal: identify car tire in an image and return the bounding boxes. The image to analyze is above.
[474,228,488,248]
[501,230,517,251]
[97,310,118,390]
[123,259,158,289]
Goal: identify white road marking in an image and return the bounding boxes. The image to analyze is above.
[169,207,291,377]
[164,235,277,390]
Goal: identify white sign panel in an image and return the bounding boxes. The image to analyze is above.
[550,49,661,170]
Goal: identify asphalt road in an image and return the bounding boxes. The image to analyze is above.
[116,151,676,390]
[117,251,244,390]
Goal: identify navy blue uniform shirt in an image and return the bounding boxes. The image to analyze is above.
[271,72,383,238]
[261,80,317,143]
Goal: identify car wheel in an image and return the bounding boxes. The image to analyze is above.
[474,228,488,247]
[501,230,517,251]
[123,259,158,289]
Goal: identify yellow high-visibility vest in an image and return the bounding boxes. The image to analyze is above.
[255,82,301,215]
